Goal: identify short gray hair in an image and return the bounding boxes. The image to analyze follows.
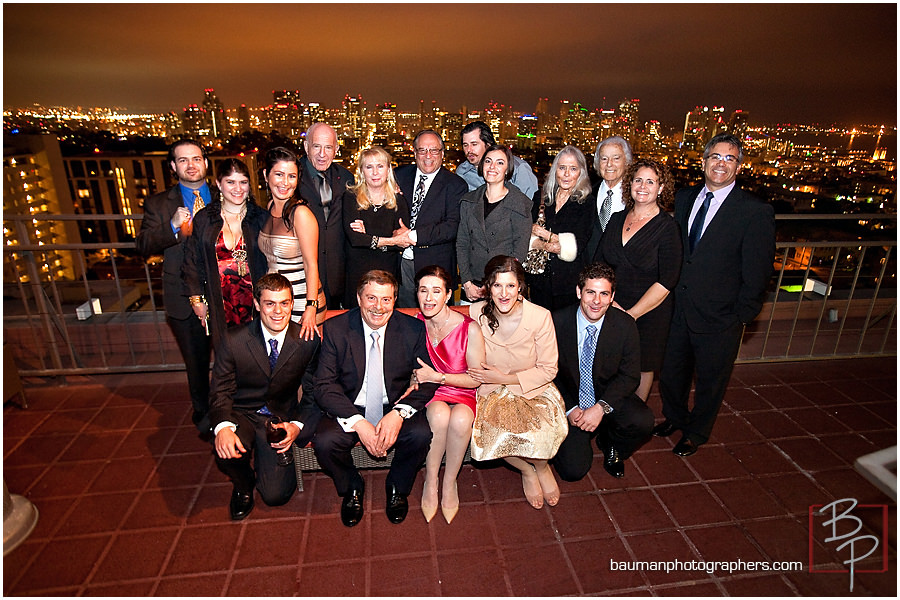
[593,136,633,175]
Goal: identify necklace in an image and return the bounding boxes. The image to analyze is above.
[427,308,453,344]
[624,209,657,232]
[222,205,248,276]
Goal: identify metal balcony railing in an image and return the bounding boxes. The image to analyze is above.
[2,213,896,378]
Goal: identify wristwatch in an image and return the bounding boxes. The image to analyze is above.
[394,407,412,419]
[597,400,614,414]
[306,299,318,308]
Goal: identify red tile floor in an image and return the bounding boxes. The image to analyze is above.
[3,357,896,596]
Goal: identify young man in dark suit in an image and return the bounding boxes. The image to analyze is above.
[654,133,776,457]
[135,139,217,436]
[552,263,654,481]
[299,122,355,309]
[313,270,437,527]
[393,130,468,307]
[209,274,321,520]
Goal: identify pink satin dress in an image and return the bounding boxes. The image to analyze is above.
[418,313,477,415]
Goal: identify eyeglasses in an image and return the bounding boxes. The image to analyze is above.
[415,148,443,156]
[705,153,739,163]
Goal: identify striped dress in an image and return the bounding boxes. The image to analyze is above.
[257,230,326,323]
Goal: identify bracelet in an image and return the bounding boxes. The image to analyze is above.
[189,295,206,307]
[440,374,446,386]
[370,235,379,250]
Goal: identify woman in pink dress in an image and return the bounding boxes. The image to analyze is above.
[413,265,485,524]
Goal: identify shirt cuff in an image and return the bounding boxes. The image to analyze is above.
[393,403,417,418]
[338,414,365,432]
[408,229,418,245]
[291,420,304,431]
[214,421,237,435]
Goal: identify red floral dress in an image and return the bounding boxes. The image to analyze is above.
[215,230,253,327]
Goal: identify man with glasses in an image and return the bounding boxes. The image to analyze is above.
[652,133,775,457]
[394,130,468,307]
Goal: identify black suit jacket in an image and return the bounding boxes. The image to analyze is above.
[298,157,355,304]
[672,184,775,332]
[314,308,438,418]
[135,184,219,320]
[394,165,467,284]
[552,305,641,412]
[208,318,321,427]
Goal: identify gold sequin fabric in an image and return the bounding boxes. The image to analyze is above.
[470,384,568,461]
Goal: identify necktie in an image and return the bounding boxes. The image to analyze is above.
[365,331,384,426]
[688,191,714,253]
[599,189,613,232]
[578,325,598,410]
[318,172,332,220]
[268,338,279,373]
[409,174,427,228]
[192,189,205,215]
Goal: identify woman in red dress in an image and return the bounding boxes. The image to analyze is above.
[413,265,485,524]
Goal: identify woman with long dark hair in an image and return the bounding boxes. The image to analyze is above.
[258,146,326,340]
[467,256,567,509]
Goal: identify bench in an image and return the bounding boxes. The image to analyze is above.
[289,305,473,492]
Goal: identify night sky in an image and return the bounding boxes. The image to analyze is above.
[3,3,896,127]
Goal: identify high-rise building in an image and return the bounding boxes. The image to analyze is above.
[202,88,227,139]
[728,109,750,141]
[3,134,79,282]
[342,95,366,139]
[238,104,251,134]
[682,105,726,152]
[271,90,302,139]
[617,98,640,140]
[181,104,205,139]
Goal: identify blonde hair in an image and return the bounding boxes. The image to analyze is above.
[347,146,399,210]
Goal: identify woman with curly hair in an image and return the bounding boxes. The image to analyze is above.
[596,158,682,400]
[184,158,268,350]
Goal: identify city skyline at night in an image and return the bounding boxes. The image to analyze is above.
[3,3,897,127]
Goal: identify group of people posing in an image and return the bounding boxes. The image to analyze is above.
[136,122,775,527]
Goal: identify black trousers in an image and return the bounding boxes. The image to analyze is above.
[553,394,654,482]
[167,314,211,432]
[313,410,432,496]
[214,410,301,506]
[658,310,743,445]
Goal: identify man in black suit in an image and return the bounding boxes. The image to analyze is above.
[136,139,217,436]
[552,263,654,481]
[393,130,467,307]
[313,270,437,527]
[654,133,776,457]
[209,274,321,520]
[586,136,633,262]
[299,122,355,309]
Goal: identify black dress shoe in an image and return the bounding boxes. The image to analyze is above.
[340,489,364,528]
[385,485,409,524]
[673,436,699,457]
[602,444,625,478]
[229,489,254,521]
[652,420,678,437]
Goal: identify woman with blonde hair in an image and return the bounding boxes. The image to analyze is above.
[342,146,410,306]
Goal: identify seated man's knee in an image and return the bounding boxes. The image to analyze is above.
[553,458,590,482]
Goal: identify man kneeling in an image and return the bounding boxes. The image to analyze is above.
[313,270,437,527]
[210,274,321,520]
[551,263,654,481]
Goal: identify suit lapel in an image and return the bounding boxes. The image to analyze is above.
[349,310,367,391]
[246,321,270,376]
[558,309,580,386]
[271,322,302,378]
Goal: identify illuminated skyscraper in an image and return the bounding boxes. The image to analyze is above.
[271,90,302,139]
[181,104,205,138]
[202,88,227,138]
[728,109,750,140]
[342,94,366,139]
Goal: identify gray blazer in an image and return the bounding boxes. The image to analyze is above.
[456,184,532,285]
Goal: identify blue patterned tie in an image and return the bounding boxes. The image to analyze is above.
[578,325,598,410]
[365,332,384,426]
[689,191,714,253]
[268,338,279,373]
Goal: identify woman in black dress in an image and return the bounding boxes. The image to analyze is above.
[342,146,410,307]
[597,158,682,401]
[526,145,595,310]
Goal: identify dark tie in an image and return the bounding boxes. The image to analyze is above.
[689,191,714,253]
[318,172,332,220]
[599,189,613,231]
[578,325,598,410]
[365,332,384,426]
[409,174,427,228]
[191,189,205,215]
[268,338,279,373]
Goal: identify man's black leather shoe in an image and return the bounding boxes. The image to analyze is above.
[341,489,364,527]
[602,444,625,478]
[385,485,409,524]
[652,420,678,437]
[229,489,254,521]
[673,436,699,457]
